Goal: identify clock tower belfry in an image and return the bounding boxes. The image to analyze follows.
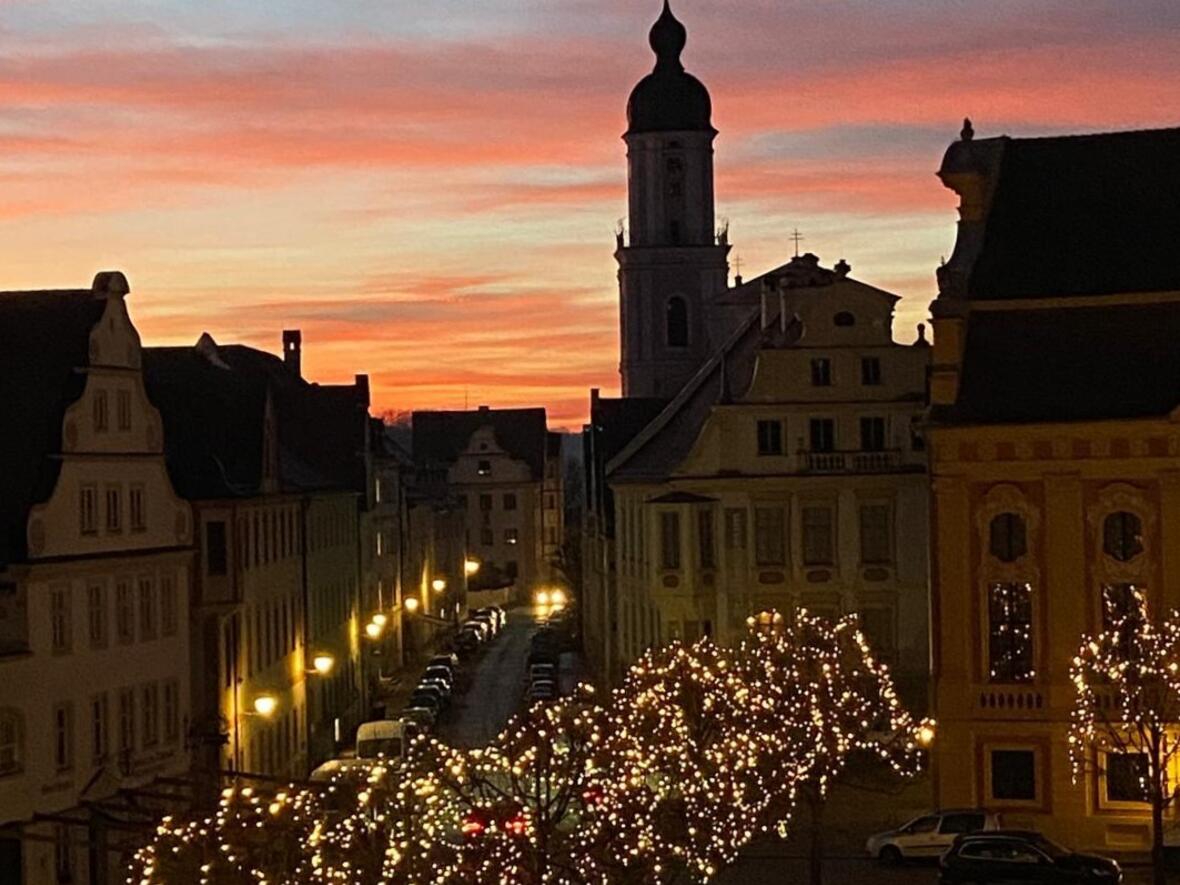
[618,1,730,398]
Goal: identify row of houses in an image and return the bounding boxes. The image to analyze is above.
[582,1,1180,854]
[0,277,564,884]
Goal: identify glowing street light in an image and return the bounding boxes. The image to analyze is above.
[365,621,383,640]
[535,589,551,606]
[371,612,388,627]
[464,558,480,577]
[431,578,447,593]
[550,588,567,607]
[310,653,335,676]
[252,695,278,717]
[404,596,420,613]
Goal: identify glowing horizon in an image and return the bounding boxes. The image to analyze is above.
[3,0,1179,430]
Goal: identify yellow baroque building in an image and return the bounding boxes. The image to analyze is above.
[929,123,1180,850]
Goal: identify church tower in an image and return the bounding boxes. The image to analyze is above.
[618,1,730,398]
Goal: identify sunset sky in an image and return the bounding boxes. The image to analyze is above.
[4,1,1179,428]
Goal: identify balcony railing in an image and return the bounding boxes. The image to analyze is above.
[799,449,902,473]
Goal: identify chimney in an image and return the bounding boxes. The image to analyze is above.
[355,373,370,407]
[734,273,743,287]
[834,259,851,278]
[282,329,302,378]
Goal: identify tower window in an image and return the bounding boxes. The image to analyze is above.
[666,297,688,348]
[834,311,856,327]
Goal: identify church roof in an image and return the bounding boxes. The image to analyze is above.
[934,300,1180,426]
[938,126,1180,301]
[0,277,115,565]
[412,407,549,481]
[626,2,713,135]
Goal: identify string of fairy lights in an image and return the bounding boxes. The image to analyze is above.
[129,610,932,884]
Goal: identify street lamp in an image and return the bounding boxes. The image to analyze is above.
[431,578,447,593]
[371,612,388,627]
[365,621,383,640]
[404,596,420,613]
[310,653,335,676]
[252,695,278,717]
[464,558,480,577]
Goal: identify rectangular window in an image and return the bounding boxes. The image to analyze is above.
[87,583,107,649]
[105,486,122,533]
[990,749,1036,801]
[809,419,835,453]
[802,506,834,566]
[1106,752,1149,803]
[477,460,492,476]
[80,485,98,535]
[756,420,783,456]
[502,493,517,511]
[115,580,134,644]
[860,416,887,452]
[859,504,893,565]
[93,389,108,432]
[754,506,786,566]
[138,576,156,640]
[479,494,493,512]
[480,527,494,546]
[810,358,832,386]
[118,688,135,755]
[987,583,1035,683]
[91,693,109,763]
[116,389,132,430]
[861,357,882,386]
[141,683,159,747]
[697,510,715,569]
[206,521,228,576]
[53,702,73,771]
[160,575,177,637]
[724,508,747,550]
[659,512,681,570]
[504,528,519,545]
[129,485,146,531]
[163,680,180,744]
[50,585,71,653]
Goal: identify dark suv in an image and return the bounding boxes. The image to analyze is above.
[940,831,1121,883]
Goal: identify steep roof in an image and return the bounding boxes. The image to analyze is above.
[0,278,115,565]
[412,407,549,481]
[939,127,1180,300]
[588,395,668,467]
[936,301,1180,425]
[144,336,369,499]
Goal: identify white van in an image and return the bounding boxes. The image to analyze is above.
[356,719,417,760]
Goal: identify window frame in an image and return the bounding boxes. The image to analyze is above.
[809,357,832,387]
[860,356,882,386]
[659,511,681,570]
[801,505,835,567]
[986,582,1036,684]
[753,505,786,566]
[756,419,784,456]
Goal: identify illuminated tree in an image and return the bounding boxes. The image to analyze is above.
[741,610,931,885]
[1070,598,1180,885]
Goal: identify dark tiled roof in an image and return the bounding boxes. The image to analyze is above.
[0,286,106,564]
[939,301,1180,425]
[144,338,369,499]
[588,395,668,466]
[940,127,1180,300]
[412,408,549,481]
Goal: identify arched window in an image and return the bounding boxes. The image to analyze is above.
[666,297,688,348]
[834,311,856,327]
[1103,511,1144,562]
[988,513,1027,563]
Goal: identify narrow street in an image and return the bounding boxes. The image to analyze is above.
[439,607,539,748]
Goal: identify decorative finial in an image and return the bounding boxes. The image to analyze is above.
[961,117,975,142]
[649,0,687,71]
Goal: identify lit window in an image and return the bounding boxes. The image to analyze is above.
[504,528,519,546]
[987,583,1035,683]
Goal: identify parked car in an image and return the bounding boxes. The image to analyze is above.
[475,607,504,631]
[867,809,1001,863]
[430,653,461,671]
[356,719,417,761]
[526,681,557,702]
[455,631,480,654]
[424,665,455,687]
[529,663,557,684]
[400,706,438,731]
[939,831,1121,883]
[472,613,499,636]
[409,688,444,715]
[463,621,490,641]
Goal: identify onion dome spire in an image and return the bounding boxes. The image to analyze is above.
[650,0,687,71]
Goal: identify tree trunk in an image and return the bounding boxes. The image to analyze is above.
[807,785,824,885]
[1152,792,1166,885]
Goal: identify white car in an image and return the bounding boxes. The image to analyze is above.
[865,809,1001,863]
